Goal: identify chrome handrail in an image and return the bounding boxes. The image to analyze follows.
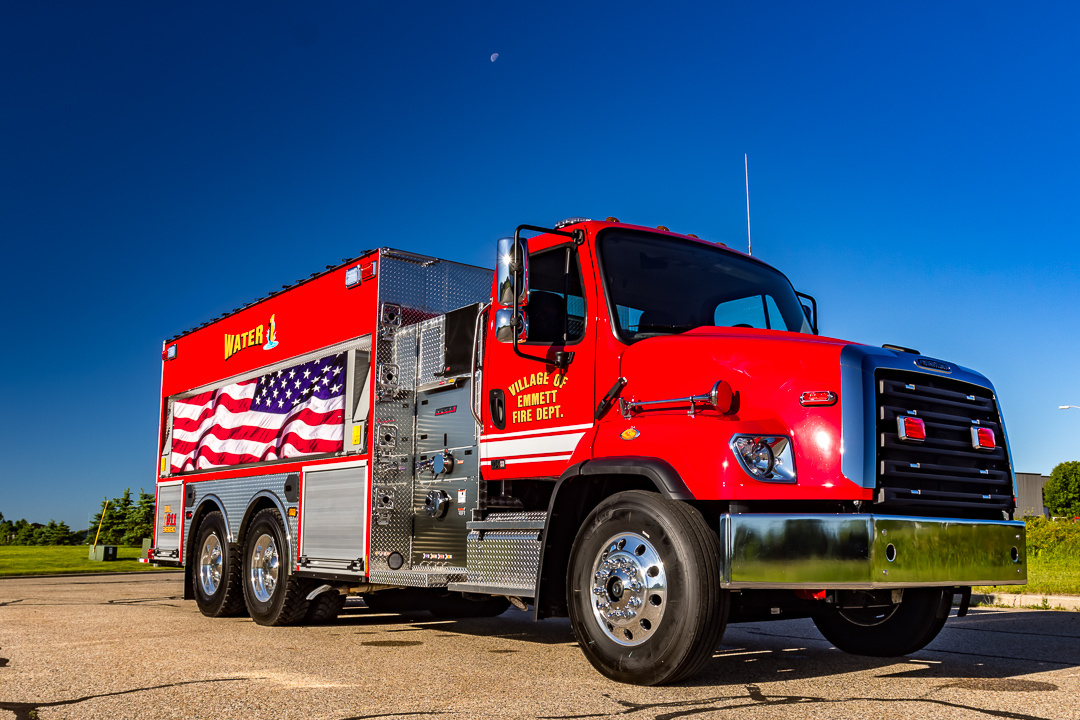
[470,302,491,429]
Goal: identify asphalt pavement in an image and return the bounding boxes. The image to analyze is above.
[1,573,1078,720]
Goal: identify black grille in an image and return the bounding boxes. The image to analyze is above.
[875,369,1014,519]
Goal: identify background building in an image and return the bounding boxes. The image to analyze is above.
[1015,473,1049,519]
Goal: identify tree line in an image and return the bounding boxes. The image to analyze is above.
[1045,461,1080,518]
[0,488,156,546]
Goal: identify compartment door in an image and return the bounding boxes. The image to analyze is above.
[154,481,183,561]
[299,462,369,576]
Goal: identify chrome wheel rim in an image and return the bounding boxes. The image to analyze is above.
[198,533,222,596]
[249,532,279,603]
[589,532,667,646]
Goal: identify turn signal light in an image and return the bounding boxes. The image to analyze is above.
[897,416,926,442]
[800,390,837,406]
[971,426,996,451]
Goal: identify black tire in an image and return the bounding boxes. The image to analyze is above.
[567,490,728,686]
[192,511,246,617]
[812,588,950,657]
[241,508,311,626]
[362,588,509,618]
[305,590,346,624]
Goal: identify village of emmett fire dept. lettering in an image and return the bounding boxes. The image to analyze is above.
[507,371,568,424]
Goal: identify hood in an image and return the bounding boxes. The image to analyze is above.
[619,327,853,409]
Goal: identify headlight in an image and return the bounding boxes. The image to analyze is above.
[730,435,796,483]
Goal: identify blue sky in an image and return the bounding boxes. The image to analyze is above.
[2,1,1078,529]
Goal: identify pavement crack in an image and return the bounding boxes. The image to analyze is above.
[924,648,1076,665]
[537,684,1055,720]
[952,626,1080,640]
[0,677,248,720]
[105,596,182,605]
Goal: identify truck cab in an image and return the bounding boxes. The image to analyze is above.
[475,218,1023,682]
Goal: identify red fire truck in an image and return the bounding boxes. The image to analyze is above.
[153,218,1025,685]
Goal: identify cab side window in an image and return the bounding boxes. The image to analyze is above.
[527,246,586,344]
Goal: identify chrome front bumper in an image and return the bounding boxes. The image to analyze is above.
[720,514,1026,589]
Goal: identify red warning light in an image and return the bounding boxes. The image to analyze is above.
[897,416,926,442]
[971,426,996,451]
[800,391,838,406]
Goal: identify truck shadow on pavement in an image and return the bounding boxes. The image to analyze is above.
[382,607,1073,720]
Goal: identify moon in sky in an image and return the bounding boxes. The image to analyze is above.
[490,53,499,62]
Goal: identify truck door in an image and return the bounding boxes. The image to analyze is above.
[480,237,597,480]
[154,480,183,562]
[298,461,369,576]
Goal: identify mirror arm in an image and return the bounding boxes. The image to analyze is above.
[510,292,574,371]
[796,291,819,335]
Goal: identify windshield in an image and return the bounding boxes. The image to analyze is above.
[597,230,812,342]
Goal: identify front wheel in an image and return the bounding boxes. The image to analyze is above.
[812,588,950,656]
[567,491,728,686]
[241,508,311,626]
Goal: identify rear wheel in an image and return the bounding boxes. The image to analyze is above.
[567,491,728,686]
[812,588,950,656]
[192,511,245,617]
[241,508,311,626]
[305,589,347,624]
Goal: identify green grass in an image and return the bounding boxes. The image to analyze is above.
[975,519,1080,597]
[0,546,177,577]
[975,555,1080,597]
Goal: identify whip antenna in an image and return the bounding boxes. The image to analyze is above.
[744,153,752,255]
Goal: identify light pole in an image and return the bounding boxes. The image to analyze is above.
[1060,405,1080,410]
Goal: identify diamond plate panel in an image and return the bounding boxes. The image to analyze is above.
[417,317,445,387]
[480,511,549,523]
[463,511,546,594]
[368,569,466,588]
[378,250,493,324]
[465,529,542,594]
[368,253,491,577]
[182,472,298,565]
[369,322,417,573]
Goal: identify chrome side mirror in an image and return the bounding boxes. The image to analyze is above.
[494,308,528,343]
[496,237,529,307]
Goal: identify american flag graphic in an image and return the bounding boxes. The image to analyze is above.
[170,353,346,472]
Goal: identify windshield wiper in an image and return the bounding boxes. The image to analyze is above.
[635,323,694,335]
